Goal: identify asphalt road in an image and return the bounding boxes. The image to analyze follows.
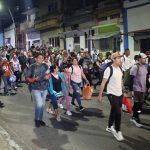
[0,83,150,150]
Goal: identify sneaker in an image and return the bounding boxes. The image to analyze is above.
[39,120,46,126]
[58,103,64,109]
[66,111,72,116]
[137,110,141,113]
[35,120,40,127]
[113,131,124,141]
[130,118,143,127]
[56,115,61,122]
[79,106,85,112]
[106,126,116,133]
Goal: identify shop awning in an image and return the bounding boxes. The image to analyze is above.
[92,23,120,34]
[89,32,119,40]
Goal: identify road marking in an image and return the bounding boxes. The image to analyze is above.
[0,126,22,150]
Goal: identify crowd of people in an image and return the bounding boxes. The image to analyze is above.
[0,45,149,142]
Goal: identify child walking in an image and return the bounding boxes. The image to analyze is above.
[61,65,72,116]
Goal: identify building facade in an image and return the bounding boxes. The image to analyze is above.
[4,24,16,48]
[124,0,150,57]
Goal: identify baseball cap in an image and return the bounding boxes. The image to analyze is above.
[139,53,147,59]
[111,52,122,60]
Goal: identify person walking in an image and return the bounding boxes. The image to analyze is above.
[25,53,49,127]
[130,53,148,127]
[69,58,89,111]
[48,65,65,122]
[98,52,124,141]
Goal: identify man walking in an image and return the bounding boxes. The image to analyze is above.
[98,52,124,141]
[130,53,148,127]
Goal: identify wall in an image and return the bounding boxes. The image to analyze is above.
[41,28,62,43]
[127,4,150,32]
[4,24,15,48]
[126,3,150,56]
[0,32,3,47]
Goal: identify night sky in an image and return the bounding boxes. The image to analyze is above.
[0,0,35,31]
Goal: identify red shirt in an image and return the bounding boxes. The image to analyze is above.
[2,63,12,77]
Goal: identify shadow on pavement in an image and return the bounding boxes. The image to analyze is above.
[119,136,150,150]
[49,117,79,131]
[142,107,150,114]
[32,126,69,150]
[82,108,105,118]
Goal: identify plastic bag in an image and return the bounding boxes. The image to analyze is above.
[122,96,132,113]
[82,85,93,100]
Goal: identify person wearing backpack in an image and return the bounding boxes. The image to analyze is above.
[98,52,124,141]
[129,53,148,127]
[69,58,89,111]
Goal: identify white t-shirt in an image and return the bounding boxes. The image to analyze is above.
[104,66,123,96]
[121,55,133,71]
[69,65,82,83]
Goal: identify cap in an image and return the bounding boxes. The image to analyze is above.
[139,53,147,59]
[111,52,122,60]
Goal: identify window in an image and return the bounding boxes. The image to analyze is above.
[27,15,31,22]
[74,36,80,44]
[49,37,60,47]
[98,16,107,22]
[110,13,120,19]
[99,38,109,51]
[98,37,120,51]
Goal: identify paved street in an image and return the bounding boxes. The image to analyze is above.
[0,83,150,150]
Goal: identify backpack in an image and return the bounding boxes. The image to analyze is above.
[124,63,140,88]
[99,61,113,84]
[104,66,122,92]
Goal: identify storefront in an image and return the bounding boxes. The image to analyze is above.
[91,23,121,52]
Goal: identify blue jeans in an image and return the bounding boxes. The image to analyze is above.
[2,76,10,94]
[31,90,47,121]
[71,80,81,107]
[49,93,58,110]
